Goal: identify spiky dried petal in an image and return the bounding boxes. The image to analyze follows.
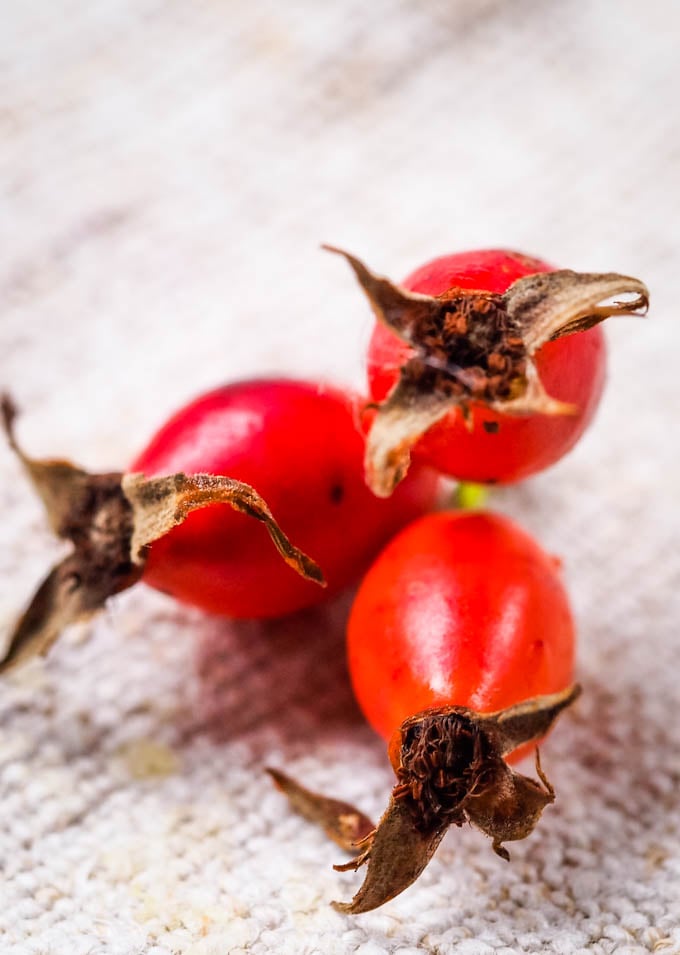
[122,472,325,584]
[503,270,649,352]
[0,554,141,673]
[331,794,447,915]
[463,751,554,857]
[481,684,582,757]
[364,376,453,498]
[267,768,374,852]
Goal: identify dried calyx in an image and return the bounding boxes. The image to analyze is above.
[325,246,649,497]
[0,396,324,674]
[267,768,375,850]
[270,684,581,914]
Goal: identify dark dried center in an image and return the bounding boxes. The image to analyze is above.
[64,475,140,601]
[395,710,495,834]
[404,291,527,403]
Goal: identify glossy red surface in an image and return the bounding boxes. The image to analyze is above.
[347,510,575,750]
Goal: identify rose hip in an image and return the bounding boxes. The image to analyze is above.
[327,246,648,494]
[1,379,437,671]
[271,510,579,914]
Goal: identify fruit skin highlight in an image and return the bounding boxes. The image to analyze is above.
[133,378,439,619]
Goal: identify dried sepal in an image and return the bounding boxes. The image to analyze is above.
[325,247,649,495]
[491,361,577,418]
[122,472,325,584]
[322,244,440,342]
[1,396,325,673]
[464,749,554,862]
[364,373,453,498]
[332,793,447,914]
[483,683,581,757]
[265,765,445,914]
[0,554,141,672]
[503,269,649,351]
[2,396,142,671]
[266,768,374,852]
[273,686,580,914]
[1,395,125,541]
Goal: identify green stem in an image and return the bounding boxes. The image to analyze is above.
[455,481,490,511]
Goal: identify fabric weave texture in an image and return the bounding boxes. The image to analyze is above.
[1,1,679,952]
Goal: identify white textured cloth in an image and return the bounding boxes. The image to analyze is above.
[1,1,679,952]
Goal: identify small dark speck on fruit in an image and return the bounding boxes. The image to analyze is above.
[483,421,500,434]
[330,483,344,504]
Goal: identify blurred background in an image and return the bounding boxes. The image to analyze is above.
[1,2,679,953]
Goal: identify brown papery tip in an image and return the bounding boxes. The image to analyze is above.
[267,768,374,852]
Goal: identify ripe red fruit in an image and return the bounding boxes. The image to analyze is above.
[347,509,575,743]
[271,510,579,913]
[370,250,599,484]
[1,380,437,671]
[327,246,648,492]
[132,378,438,618]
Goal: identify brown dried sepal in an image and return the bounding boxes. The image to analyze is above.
[1,395,325,673]
[266,768,374,852]
[325,246,649,496]
[271,685,580,914]
[333,684,580,913]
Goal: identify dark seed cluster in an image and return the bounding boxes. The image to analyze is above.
[394,710,495,834]
[403,291,527,403]
[66,478,141,607]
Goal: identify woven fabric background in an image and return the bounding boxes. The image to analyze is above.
[1,1,679,952]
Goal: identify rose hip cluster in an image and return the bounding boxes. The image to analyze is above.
[2,247,648,914]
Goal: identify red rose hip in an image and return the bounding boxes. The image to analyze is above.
[271,510,580,914]
[1,380,437,671]
[327,246,648,493]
